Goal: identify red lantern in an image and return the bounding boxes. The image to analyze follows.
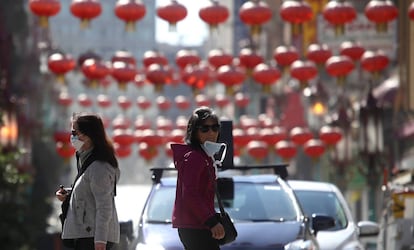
[111,50,137,66]
[56,142,76,162]
[280,0,313,34]
[134,116,151,130]
[112,115,131,130]
[139,129,163,147]
[325,55,354,85]
[290,60,318,87]
[199,0,229,31]
[303,139,325,159]
[156,96,172,112]
[176,116,188,130]
[365,0,398,33]
[117,95,132,111]
[168,129,185,143]
[145,63,173,92]
[48,52,76,83]
[175,49,201,70]
[156,117,173,132]
[112,129,135,146]
[54,131,71,144]
[322,1,356,36]
[233,128,252,149]
[339,41,365,61]
[260,126,287,146]
[238,48,264,71]
[97,94,112,109]
[273,45,299,69]
[252,63,281,93]
[290,127,313,146]
[274,140,297,160]
[306,43,332,66]
[208,48,233,69]
[181,64,211,94]
[77,50,101,68]
[29,0,61,27]
[114,0,146,32]
[81,59,110,87]
[156,0,187,31]
[111,61,137,90]
[215,94,230,109]
[234,92,250,108]
[239,0,272,36]
[114,143,132,158]
[360,50,389,77]
[247,141,268,162]
[409,2,414,21]
[78,93,93,108]
[138,142,158,162]
[216,65,246,95]
[319,126,342,147]
[136,96,152,110]
[142,50,168,68]
[195,94,211,107]
[70,0,102,28]
[57,92,73,107]
[174,95,191,111]
[134,74,146,89]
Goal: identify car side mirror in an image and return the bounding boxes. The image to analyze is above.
[311,213,335,234]
[358,221,380,237]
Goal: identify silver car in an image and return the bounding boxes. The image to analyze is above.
[288,180,380,250]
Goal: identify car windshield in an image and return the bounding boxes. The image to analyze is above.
[145,182,298,223]
[294,190,348,230]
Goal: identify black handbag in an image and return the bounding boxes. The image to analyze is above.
[215,183,238,245]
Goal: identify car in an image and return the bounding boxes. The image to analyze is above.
[287,180,380,250]
[131,165,336,250]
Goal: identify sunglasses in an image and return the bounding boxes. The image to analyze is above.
[197,124,220,133]
[71,130,78,136]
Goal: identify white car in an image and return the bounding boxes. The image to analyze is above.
[288,180,380,250]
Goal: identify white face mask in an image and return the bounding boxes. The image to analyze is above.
[70,135,84,151]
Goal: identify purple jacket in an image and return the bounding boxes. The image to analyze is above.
[171,143,219,229]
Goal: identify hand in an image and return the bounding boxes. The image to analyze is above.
[55,187,68,202]
[95,242,106,250]
[211,223,225,240]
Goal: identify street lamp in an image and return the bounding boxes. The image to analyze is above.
[359,88,384,221]
[0,110,18,151]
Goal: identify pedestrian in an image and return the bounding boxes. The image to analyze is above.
[170,106,225,250]
[55,113,120,250]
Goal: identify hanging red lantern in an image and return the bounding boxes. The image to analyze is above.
[247,141,268,162]
[181,64,211,95]
[29,0,61,27]
[239,0,272,36]
[360,50,389,78]
[81,59,110,88]
[156,96,172,112]
[303,139,325,159]
[117,95,132,111]
[239,116,259,130]
[54,131,71,144]
[238,48,264,72]
[77,50,101,68]
[233,128,252,149]
[114,0,146,32]
[70,0,102,29]
[138,142,159,162]
[199,0,229,32]
[290,60,318,88]
[134,116,151,130]
[365,0,398,33]
[56,142,76,162]
[111,61,137,90]
[339,41,365,61]
[145,63,173,92]
[176,116,188,130]
[174,95,191,111]
[234,92,250,109]
[139,129,163,147]
[325,55,355,85]
[133,74,146,89]
[96,94,112,109]
[111,50,137,66]
[259,126,287,147]
[273,45,299,70]
[207,48,233,69]
[215,94,230,109]
[306,43,332,66]
[319,125,342,147]
[142,50,168,68]
[274,140,297,160]
[136,96,152,111]
[57,92,73,107]
[167,129,185,143]
[280,0,313,35]
[252,63,281,93]
[290,127,313,146]
[322,1,356,36]
[112,115,131,130]
[175,49,201,70]
[156,117,173,132]
[78,93,93,108]
[48,52,76,84]
[216,65,246,95]
[156,0,187,31]
[195,94,211,107]
[112,128,135,147]
[114,143,132,158]
[409,2,414,21]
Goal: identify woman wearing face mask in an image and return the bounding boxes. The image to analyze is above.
[171,106,225,250]
[55,113,120,250]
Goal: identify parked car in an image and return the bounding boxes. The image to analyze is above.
[131,166,335,250]
[288,180,380,250]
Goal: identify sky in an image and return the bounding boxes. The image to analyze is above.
[156,0,209,46]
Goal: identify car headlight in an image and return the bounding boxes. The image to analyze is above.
[136,243,165,250]
[284,239,316,250]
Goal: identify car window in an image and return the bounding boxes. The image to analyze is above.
[222,182,298,222]
[294,190,348,230]
[146,186,175,223]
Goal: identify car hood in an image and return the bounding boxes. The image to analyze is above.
[316,225,362,250]
[140,221,303,250]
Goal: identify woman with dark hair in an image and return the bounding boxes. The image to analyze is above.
[56,113,120,250]
[171,106,225,250]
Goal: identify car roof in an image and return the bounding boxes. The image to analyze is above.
[287,180,338,192]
